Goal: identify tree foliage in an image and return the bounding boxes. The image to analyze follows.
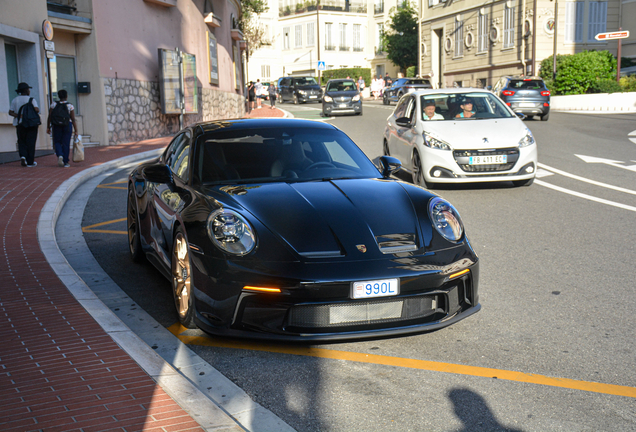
[539,50,617,95]
[239,0,271,58]
[383,2,418,75]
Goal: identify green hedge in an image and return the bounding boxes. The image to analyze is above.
[320,68,371,86]
[539,50,617,95]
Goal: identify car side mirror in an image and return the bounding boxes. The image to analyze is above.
[395,117,411,127]
[379,156,402,178]
[142,163,174,185]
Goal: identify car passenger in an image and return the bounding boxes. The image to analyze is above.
[423,100,444,120]
[455,98,475,118]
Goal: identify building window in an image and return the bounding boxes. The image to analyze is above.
[503,4,515,48]
[283,27,290,49]
[339,23,348,51]
[587,1,607,42]
[376,23,384,53]
[375,1,384,14]
[295,24,302,48]
[565,2,584,42]
[325,23,334,50]
[454,17,463,57]
[307,22,315,46]
[261,65,270,80]
[5,43,19,100]
[353,24,362,51]
[429,0,445,6]
[478,12,488,53]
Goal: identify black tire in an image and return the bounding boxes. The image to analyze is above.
[383,139,390,156]
[171,227,197,329]
[513,177,535,187]
[127,184,144,263]
[541,112,549,121]
[412,152,433,189]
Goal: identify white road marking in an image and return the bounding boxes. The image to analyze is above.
[538,162,636,196]
[535,168,554,178]
[576,154,636,172]
[535,179,636,212]
[629,129,636,144]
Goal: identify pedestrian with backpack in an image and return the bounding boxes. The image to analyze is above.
[46,89,78,168]
[8,82,40,167]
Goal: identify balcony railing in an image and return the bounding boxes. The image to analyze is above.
[339,45,349,51]
[324,45,336,51]
[279,0,367,16]
[353,46,364,52]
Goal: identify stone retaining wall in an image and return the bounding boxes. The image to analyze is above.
[104,78,245,144]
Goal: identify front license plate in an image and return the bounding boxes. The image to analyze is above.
[518,102,535,107]
[353,278,399,299]
[339,103,348,108]
[309,95,317,98]
[469,155,507,165]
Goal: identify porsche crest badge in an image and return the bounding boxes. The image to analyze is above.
[356,244,367,253]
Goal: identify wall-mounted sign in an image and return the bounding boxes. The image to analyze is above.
[207,31,219,85]
[158,48,198,115]
[42,20,54,40]
[44,40,55,51]
[544,17,555,35]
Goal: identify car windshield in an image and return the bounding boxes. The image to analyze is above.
[296,77,318,86]
[420,92,515,120]
[326,80,357,92]
[509,79,544,90]
[194,127,382,185]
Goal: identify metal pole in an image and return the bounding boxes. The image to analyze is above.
[617,27,622,82]
[552,0,558,80]
[316,0,321,84]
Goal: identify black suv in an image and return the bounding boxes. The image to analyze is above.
[382,78,432,105]
[278,76,323,104]
[493,76,551,121]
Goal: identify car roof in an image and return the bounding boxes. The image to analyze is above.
[193,118,337,136]
[409,88,492,96]
[327,78,355,82]
[502,75,544,81]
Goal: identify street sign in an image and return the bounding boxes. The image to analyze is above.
[595,30,630,41]
[317,61,326,71]
[44,40,55,51]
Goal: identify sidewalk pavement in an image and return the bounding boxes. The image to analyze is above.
[1,108,284,432]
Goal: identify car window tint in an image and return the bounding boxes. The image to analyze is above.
[510,80,544,90]
[405,97,416,121]
[394,96,409,118]
[167,132,191,181]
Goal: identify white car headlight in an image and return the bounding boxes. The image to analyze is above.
[423,131,451,151]
[352,94,360,102]
[428,197,464,242]
[298,90,307,95]
[519,128,535,147]
[323,95,333,102]
[207,209,256,255]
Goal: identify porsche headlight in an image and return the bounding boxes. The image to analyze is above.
[428,197,464,242]
[423,131,451,151]
[352,94,360,102]
[207,209,256,255]
[519,128,535,147]
[323,95,333,102]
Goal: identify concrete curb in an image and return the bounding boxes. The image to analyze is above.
[39,151,295,432]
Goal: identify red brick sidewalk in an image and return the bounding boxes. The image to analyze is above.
[0,139,207,432]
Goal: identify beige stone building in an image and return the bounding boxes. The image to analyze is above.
[418,0,633,89]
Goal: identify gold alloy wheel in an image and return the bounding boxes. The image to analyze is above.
[172,232,192,320]
[127,186,143,261]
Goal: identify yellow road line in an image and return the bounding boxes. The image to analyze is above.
[168,323,636,399]
[83,218,127,234]
[97,180,128,190]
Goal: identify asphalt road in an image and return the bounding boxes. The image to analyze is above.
[81,102,636,432]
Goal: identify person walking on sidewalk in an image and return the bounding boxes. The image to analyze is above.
[46,89,78,168]
[247,81,255,112]
[255,79,263,109]
[9,82,40,167]
[268,82,277,109]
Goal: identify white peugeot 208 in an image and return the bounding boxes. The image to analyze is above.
[383,88,537,188]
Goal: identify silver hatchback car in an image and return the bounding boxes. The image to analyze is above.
[383,89,538,188]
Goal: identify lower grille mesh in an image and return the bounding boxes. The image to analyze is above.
[287,296,438,329]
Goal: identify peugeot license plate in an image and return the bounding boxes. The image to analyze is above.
[352,278,399,299]
[518,102,535,107]
[469,155,507,165]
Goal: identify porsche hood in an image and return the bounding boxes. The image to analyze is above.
[220,179,432,259]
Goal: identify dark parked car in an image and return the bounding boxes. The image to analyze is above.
[321,78,363,116]
[383,78,432,105]
[493,76,551,121]
[278,76,322,104]
[127,118,480,341]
